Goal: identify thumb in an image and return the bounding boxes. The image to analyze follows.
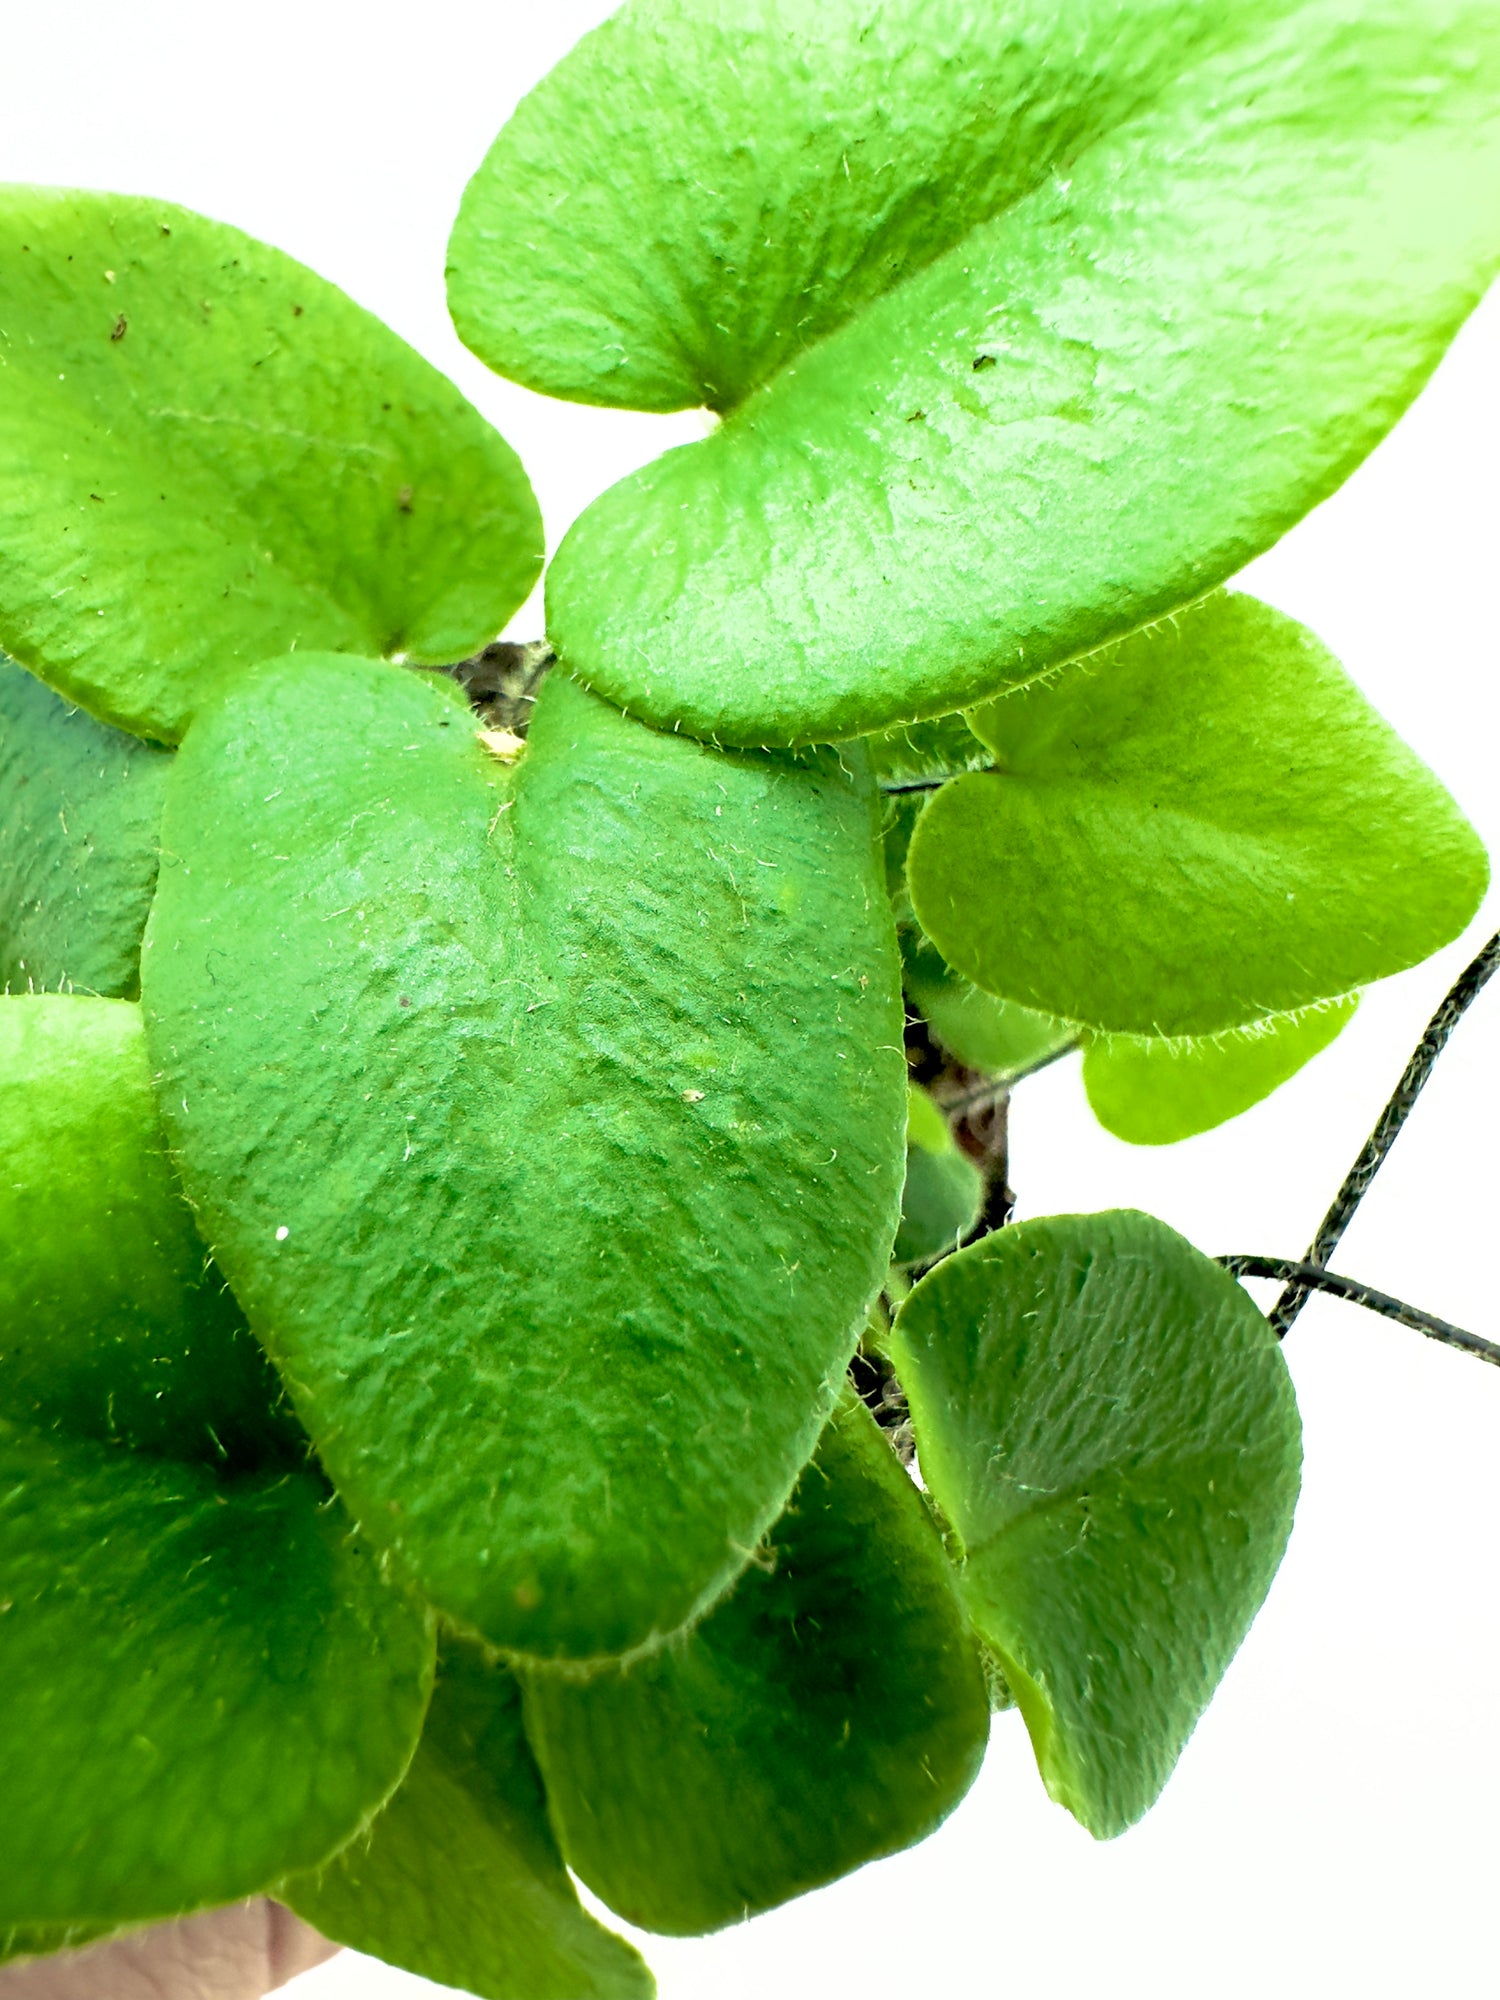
[0,1902,337,2000]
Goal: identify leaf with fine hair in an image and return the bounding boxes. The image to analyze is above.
[1,656,170,998]
[0,189,542,743]
[284,1644,652,2000]
[907,594,1486,1036]
[522,1395,989,1935]
[890,1211,1302,1837]
[902,933,1075,1081]
[0,997,433,1931]
[1084,999,1359,1146]
[518,0,1499,744]
[143,656,905,1662]
[895,1084,984,1268]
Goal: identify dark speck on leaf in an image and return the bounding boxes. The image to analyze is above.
[973,353,997,372]
[292,303,304,317]
[906,408,926,423]
[397,485,414,513]
[399,996,412,1008]
[110,314,127,342]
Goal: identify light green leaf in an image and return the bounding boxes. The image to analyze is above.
[0,189,542,743]
[895,1083,983,1267]
[903,933,1075,1079]
[533,0,1500,743]
[284,1643,652,2000]
[907,593,1487,1035]
[0,1421,434,1928]
[0,995,296,1463]
[522,1394,989,1934]
[1085,998,1358,1145]
[890,1211,1301,1837]
[1,656,170,997]
[143,656,905,1661]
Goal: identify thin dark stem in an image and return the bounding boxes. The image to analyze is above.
[934,1034,1082,1117]
[1270,930,1500,1337]
[1223,1255,1500,1370]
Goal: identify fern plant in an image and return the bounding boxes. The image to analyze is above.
[1,4,1496,1996]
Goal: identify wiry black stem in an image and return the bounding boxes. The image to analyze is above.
[1269,931,1500,1336]
[1221,1256,1500,1369]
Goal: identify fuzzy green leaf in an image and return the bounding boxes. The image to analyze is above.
[0,190,542,743]
[143,656,905,1661]
[284,1643,652,2000]
[890,1211,1301,1837]
[0,1423,434,1928]
[1085,999,1358,1145]
[1,657,170,997]
[523,1395,989,1934]
[534,0,1500,743]
[907,594,1486,1035]
[0,995,295,1463]
[864,713,992,792]
[903,933,1075,1080]
[895,1084,983,1267]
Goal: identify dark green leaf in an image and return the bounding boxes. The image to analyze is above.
[283,1642,652,2000]
[534,0,1500,743]
[895,1084,983,1267]
[1,656,170,997]
[907,594,1486,1034]
[143,656,906,1661]
[903,933,1075,1079]
[0,190,542,743]
[0,995,296,1464]
[1084,999,1358,1145]
[0,1420,434,1928]
[890,1211,1301,1837]
[523,1394,989,1934]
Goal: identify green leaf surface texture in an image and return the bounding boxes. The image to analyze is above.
[533,0,1500,744]
[1085,998,1358,1145]
[0,1421,434,1927]
[522,1394,989,1935]
[891,1212,1302,1837]
[895,1083,983,1267]
[0,189,542,743]
[143,655,906,1661]
[903,932,1075,1079]
[908,593,1487,1035]
[284,1643,652,2000]
[0,656,170,997]
[0,994,295,1463]
[863,711,993,791]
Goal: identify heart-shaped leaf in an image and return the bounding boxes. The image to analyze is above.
[0,997,433,1928]
[522,1394,989,1934]
[283,1642,653,2000]
[143,655,905,1661]
[1084,999,1358,1146]
[1,655,170,998]
[895,1084,983,1268]
[515,0,1500,742]
[907,594,1486,1035]
[890,1211,1302,1837]
[0,190,542,743]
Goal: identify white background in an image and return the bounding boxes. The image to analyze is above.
[4,4,1497,1995]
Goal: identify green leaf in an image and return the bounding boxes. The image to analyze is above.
[895,1084,983,1267]
[907,593,1487,1035]
[143,656,906,1661]
[0,1420,434,1928]
[1084,998,1358,1145]
[283,1642,652,2000]
[0,189,542,744]
[0,994,297,1464]
[532,0,1500,743]
[903,932,1075,1079]
[1,656,170,997]
[890,1211,1301,1837]
[522,1394,989,1934]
